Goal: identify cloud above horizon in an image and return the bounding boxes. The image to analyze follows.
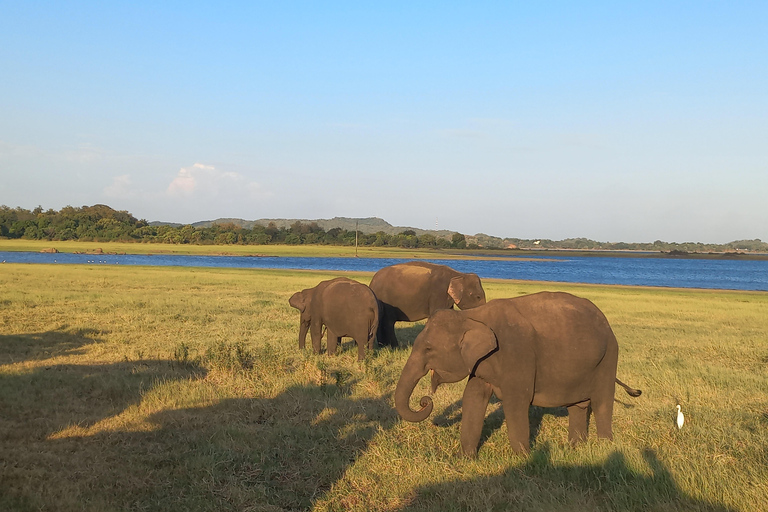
[167,163,265,199]
[104,174,133,198]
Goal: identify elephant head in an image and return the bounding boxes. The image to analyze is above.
[289,289,312,349]
[395,309,499,422]
[447,273,486,310]
[289,289,311,314]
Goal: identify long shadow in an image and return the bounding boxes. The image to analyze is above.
[0,359,205,435]
[2,374,397,511]
[397,444,737,511]
[0,358,207,511]
[433,397,569,451]
[0,327,103,365]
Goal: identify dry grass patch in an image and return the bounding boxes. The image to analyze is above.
[1,264,766,511]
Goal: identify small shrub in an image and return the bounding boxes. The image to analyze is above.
[172,342,190,365]
[204,341,255,373]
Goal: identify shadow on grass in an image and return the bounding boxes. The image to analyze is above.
[0,359,206,438]
[433,397,570,450]
[0,358,207,511]
[392,323,425,349]
[0,327,104,365]
[1,371,397,511]
[397,444,737,511]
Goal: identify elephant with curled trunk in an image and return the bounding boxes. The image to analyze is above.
[369,261,486,348]
[289,277,379,361]
[395,291,642,456]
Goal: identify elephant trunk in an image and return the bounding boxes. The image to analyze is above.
[395,353,433,422]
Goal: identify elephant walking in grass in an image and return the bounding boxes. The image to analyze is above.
[369,261,486,348]
[289,277,379,361]
[395,291,642,456]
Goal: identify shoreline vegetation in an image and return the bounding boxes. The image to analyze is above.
[1,263,766,510]
[2,204,767,260]
[3,238,768,262]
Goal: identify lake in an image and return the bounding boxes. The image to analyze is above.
[2,251,767,292]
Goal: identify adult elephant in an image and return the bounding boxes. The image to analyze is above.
[369,261,486,348]
[394,292,642,456]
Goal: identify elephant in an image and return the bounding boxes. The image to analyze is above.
[369,261,486,348]
[394,291,642,456]
[288,277,379,361]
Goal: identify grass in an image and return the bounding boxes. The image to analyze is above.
[0,238,499,260]
[1,263,766,511]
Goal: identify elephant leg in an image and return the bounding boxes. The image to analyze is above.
[310,321,323,354]
[327,329,339,356]
[298,321,309,350]
[377,305,398,348]
[567,400,591,445]
[460,377,494,457]
[592,390,615,440]
[356,337,366,362]
[502,400,531,455]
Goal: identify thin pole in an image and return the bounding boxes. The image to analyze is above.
[355,220,359,257]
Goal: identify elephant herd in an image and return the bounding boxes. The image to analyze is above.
[288,261,641,456]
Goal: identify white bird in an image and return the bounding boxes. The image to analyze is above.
[676,404,684,429]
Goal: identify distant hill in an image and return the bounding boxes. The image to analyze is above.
[146,215,768,254]
[153,216,457,239]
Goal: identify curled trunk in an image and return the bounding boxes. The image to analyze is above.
[395,354,433,422]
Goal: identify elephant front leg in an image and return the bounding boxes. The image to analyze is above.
[327,329,339,356]
[460,377,493,457]
[298,321,310,350]
[356,338,366,362]
[501,399,531,455]
[377,305,398,348]
[309,321,323,354]
[567,400,591,445]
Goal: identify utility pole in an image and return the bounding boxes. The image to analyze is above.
[355,220,359,257]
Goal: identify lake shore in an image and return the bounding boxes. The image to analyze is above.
[2,238,767,260]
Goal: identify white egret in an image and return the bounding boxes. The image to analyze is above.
[676,404,684,429]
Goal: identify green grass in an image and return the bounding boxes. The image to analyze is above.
[1,263,766,511]
[0,238,494,260]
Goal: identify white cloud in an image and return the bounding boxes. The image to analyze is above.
[166,163,266,199]
[104,174,133,197]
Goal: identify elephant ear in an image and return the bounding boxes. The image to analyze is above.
[458,319,499,381]
[288,291,308,312]
[447,276,464,305]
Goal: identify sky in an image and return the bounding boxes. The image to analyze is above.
[1,2,766,243]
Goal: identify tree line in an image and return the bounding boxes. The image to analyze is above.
[0,204,469,248]
[2,204,765,253]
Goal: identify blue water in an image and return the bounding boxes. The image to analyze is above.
[1,251,766,291]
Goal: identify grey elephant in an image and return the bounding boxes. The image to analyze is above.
[395,291,642,456]
[288,277,379,361]
[369,261,486,348]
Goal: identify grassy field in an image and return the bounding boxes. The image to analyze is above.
[1,263,766,511]
[0,239,496,260]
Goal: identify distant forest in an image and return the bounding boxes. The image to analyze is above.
[1,204,766,253]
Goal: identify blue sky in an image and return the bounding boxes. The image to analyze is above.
[1,2,766,243]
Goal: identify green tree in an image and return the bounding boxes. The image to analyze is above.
[451,233,466,249]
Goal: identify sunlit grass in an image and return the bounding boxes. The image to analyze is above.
[1,263,766,511]
[0,238,510,260]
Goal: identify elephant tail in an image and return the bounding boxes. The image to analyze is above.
[616,378,642,397]
[368,303,379,344]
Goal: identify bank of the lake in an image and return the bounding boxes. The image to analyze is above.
[3,248,768,291]
[3,238,767,261]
